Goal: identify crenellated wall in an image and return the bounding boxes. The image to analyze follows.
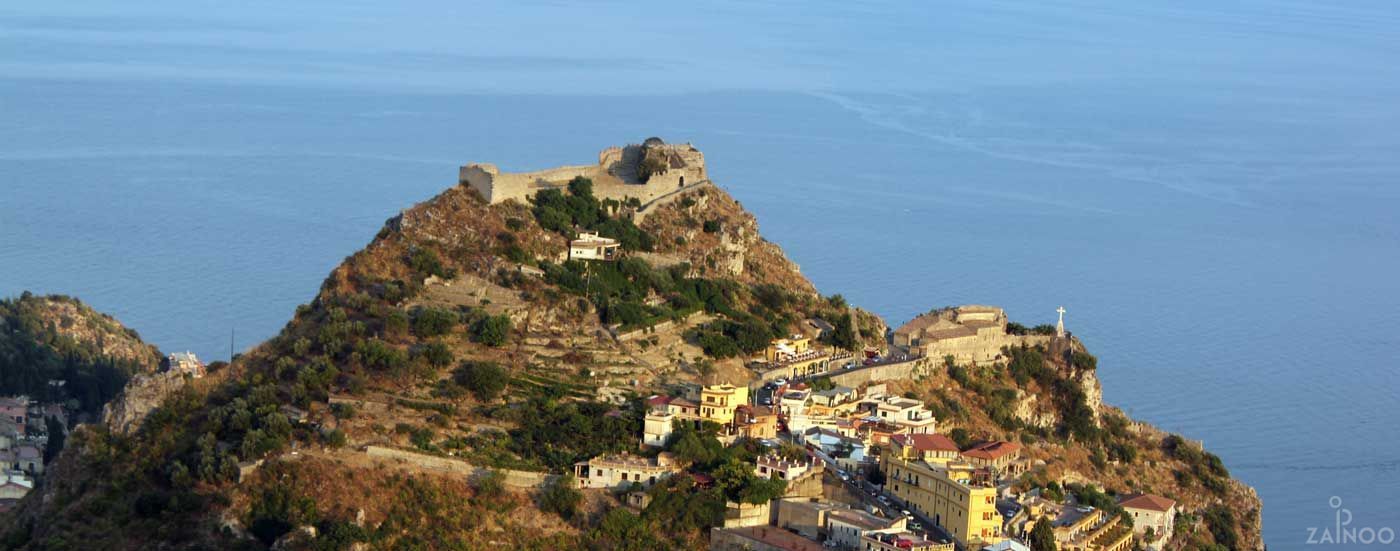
[460,140,708,209]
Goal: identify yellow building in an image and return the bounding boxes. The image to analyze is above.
[889,433,961,464]
[765,336,813,363]
[700,384,749,425]
[884,455,1003,547]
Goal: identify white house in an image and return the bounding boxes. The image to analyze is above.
[1118,493,1177,546]
[568,232,620,261]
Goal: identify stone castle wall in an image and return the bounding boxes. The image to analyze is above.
[460,141,707,210]
[921,334,1053,366]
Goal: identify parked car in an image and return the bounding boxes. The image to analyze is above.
[901,510,912,517]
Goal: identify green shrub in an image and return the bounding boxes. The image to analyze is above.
[538,476,583,519]
[454,361,508,401]
[330,402,356,419]
[356,339,406,371]
[246,484,319,546]
[415,342,454,367]
[471,314,512,346]
[408,248,451,279]
[322,429,347,448]
[411,308,458,338]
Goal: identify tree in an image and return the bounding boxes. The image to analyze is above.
[712,458,786,504]
[539,475,583,520]
[1029,517,1056,551]
[454,361,508,401]
[42,416,65,463]
[567,176,594,199]
[415,342,454,367]
[411,308,458,338]
[472,314,512,347]
[829,313,856,350]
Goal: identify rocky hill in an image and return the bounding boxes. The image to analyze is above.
[0,293,162,419]
[0,145,1261,551]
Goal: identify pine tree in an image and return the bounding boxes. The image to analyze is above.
[1029,517,1057,551]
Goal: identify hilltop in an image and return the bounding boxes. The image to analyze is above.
[0,140,1260,551]
[0,293,162,419]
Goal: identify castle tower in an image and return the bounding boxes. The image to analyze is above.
[1055,306,1067,338]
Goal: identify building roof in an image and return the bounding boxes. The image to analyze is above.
[864,531,937,548]
[982,540,1031,551]
[827,508,900,531]
[805,427,864,446]
[580,451,677,470]
[645,395,673,408]
[961,441,1021,460]
[891,433,959,452]
[714,526,827,551]
[757,455,810,472]
[572,232,619,246]
[1118,493,1177,512]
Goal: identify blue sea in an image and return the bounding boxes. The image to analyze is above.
[3,1,1398,547]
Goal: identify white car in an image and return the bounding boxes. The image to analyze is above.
[901,510,912,517]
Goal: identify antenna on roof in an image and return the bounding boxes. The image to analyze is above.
[230,327,235,363]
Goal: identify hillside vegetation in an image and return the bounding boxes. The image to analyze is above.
[0,293,161,418]
[0,173,1260,551]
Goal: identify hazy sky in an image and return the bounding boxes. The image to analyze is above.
[3,0,1397,95]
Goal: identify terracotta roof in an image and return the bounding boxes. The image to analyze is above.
[961,440,1021,460]
[892,433,959,452]
[1118,493,1176,512]
[646,395,673,407]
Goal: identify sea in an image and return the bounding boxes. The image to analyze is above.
[3,1,1398,547]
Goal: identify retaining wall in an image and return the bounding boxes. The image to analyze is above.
[364,446,555,488]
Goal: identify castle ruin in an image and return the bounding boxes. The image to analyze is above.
[460,138,708,208]
[892,305,1052,366]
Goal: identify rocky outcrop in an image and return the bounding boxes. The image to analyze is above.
[101,371,190,435]
[642,185,817,295]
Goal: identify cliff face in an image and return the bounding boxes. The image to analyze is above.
[100,371,191,435]
[0,148,1263,550]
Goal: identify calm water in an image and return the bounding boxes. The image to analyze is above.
[4,2,1399,547]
